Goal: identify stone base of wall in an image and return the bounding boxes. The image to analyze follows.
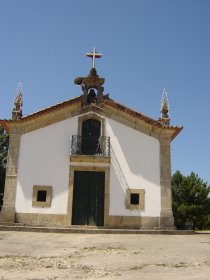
[105,215,160,229]
[15,213,69,226]
[160,216,176,229]
[0,207,16,223]
[14,213,163,229]
[160,211,176,229]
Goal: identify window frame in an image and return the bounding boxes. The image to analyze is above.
[78,112,105,138]
[126,188,145,210]
[32,185,52,207]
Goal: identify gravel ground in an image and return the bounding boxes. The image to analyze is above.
[0,231,210,280]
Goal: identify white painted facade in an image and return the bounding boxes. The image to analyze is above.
[106,119,160,217]
[16,117,78,214]
[15,115,161,217]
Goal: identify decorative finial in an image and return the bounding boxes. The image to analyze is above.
[86,48,102,69]
[160,88,170,127]
[12,81,23,120]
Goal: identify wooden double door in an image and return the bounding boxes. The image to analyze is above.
[72,171,105,226]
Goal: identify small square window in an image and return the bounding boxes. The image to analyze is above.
[130,193,139,205]
[126,188,145,210]
[37,190,47,202]
[32,185,52,207]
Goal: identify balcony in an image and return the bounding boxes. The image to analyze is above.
[71,135,110,157]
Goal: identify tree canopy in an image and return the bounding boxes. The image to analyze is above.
[0,125,9,208]
[172,171,210,230]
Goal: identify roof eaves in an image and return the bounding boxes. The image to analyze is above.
[20,96,81,121]
[104,98,183,140]
[104,98,162,127]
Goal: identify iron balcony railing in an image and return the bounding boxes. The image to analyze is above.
[71,135,110,156]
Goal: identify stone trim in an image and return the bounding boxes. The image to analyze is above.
[67,165,110,226]
[78,111,106,137]
[15,213,68,226]
[0,132,21,223]
[103,103,160,140]
[22,103,80,134]
[159,135,175,228]
[103,102,181,141]
[15,213,159,228]
[125,188,145,210]
[1,101,81,135]
[1,99,182,143]
[32,185,52,207]
[105,215,159,229]
[1,97,182,141]
[70,162,110,167]
[70,154,110,164]
[79,104,104,115]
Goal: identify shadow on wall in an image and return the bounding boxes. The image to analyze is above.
[107,119,160,186]
[110,145,128,194]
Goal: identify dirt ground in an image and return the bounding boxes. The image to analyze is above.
[0,231,210,280]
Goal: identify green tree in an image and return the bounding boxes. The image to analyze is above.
[172,171,210,230]
[0,125,9,209]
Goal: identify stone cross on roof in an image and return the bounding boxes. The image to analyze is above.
[86,48,102,69]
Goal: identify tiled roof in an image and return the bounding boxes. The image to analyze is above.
[103,98,183,140]
[0,95,183,139]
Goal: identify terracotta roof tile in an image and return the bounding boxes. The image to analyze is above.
[20,96,81,121]
[0,95,183,139]
[104,98,183,140]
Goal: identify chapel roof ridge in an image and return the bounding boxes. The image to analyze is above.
[0,94,183,140]
[103,98,182,129]
[6,95,81,122]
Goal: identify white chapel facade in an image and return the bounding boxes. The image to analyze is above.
[0,50,182,228]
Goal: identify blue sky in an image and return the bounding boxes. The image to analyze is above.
[0,0,210,184]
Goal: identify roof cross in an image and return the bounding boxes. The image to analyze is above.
[86,48,102,68]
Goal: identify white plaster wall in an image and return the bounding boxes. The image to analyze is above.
[106,118,160,217]
[15,117,78,214]
[16,114,161,217]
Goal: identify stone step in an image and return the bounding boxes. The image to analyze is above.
[0,224,196,235]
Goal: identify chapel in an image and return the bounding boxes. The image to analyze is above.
[0,49,182,228]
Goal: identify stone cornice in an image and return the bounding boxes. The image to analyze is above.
[103,99,183,141]
[0,96,183,141]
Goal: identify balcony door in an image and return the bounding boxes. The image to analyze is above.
[81,119,101,155]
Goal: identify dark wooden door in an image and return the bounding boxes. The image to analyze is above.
[81,119,101,155]
[72,171,105,226]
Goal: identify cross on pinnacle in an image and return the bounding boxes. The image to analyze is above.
[86,48,102,69]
